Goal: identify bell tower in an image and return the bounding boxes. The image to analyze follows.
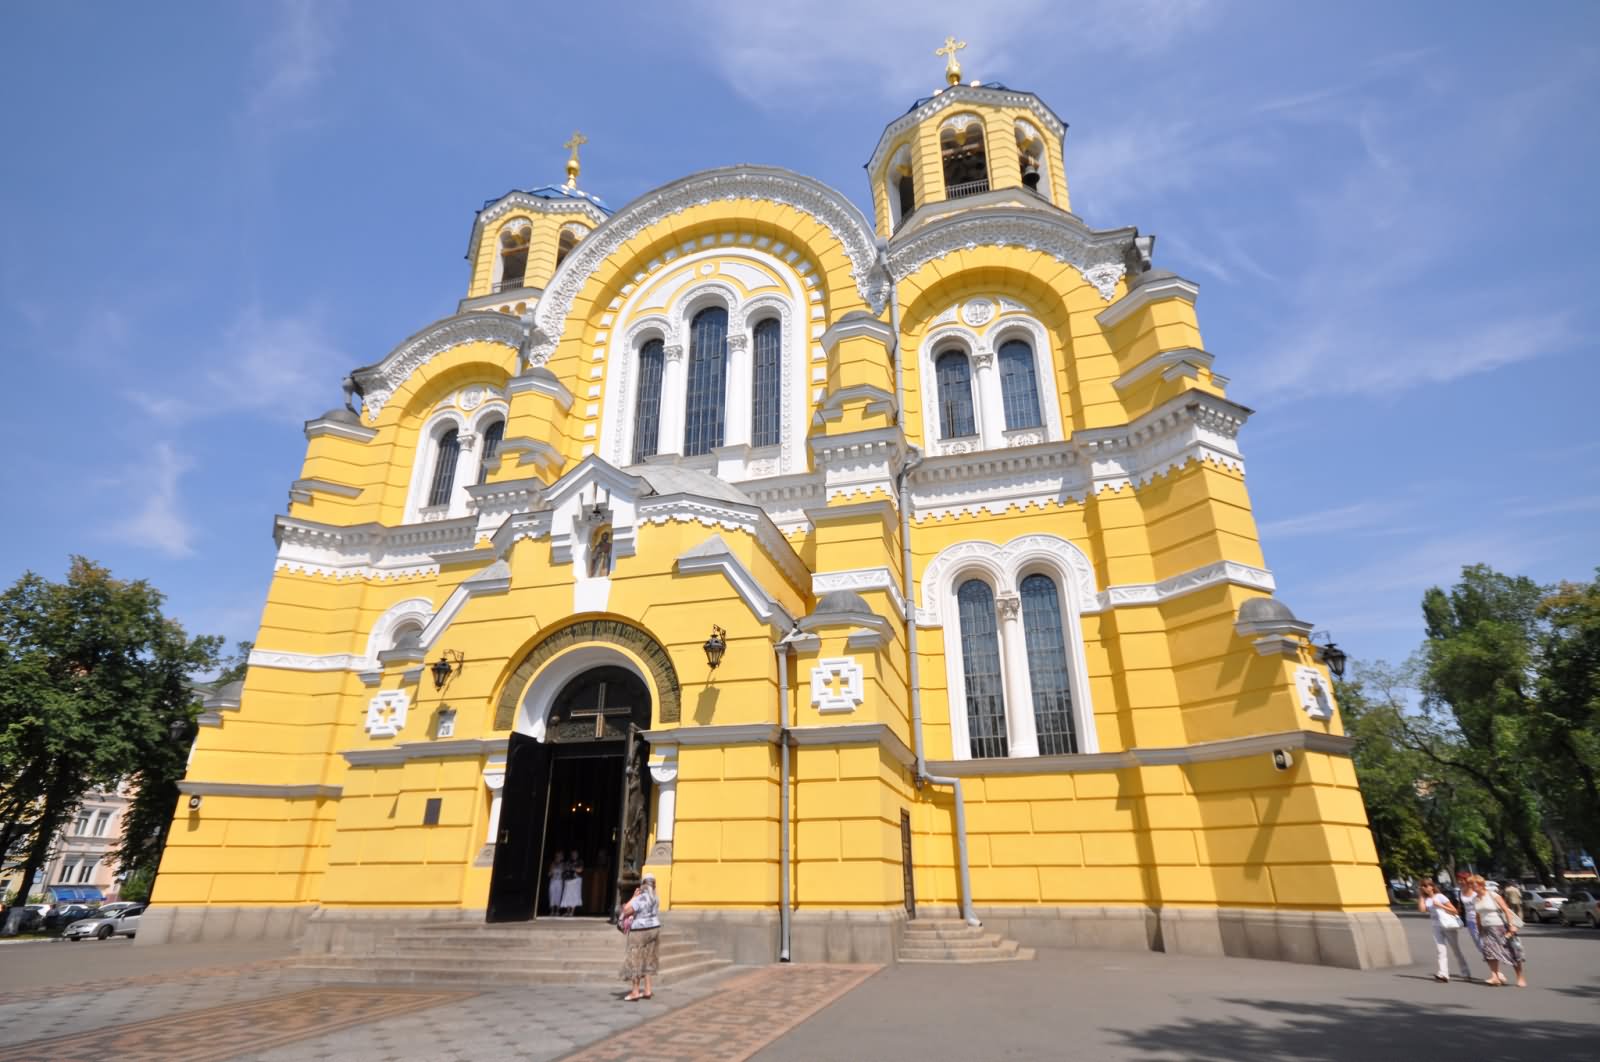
[867,39,1072,239]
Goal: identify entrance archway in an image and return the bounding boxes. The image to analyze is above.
[487,665,653,923]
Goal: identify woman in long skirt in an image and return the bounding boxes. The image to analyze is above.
[1472,874,1527,987]
[561,851,585,915]
[620,873,661,1001]
[546,853,566,915]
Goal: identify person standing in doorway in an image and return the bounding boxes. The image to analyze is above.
[620,872,661,1001]
[562,851,585,916]
[1419,879,1473,983]
[547,852,567,916]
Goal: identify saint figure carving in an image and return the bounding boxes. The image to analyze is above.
[588,523,613,578]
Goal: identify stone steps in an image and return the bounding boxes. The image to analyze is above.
[293,920,729,987]
[897,919,1034,964]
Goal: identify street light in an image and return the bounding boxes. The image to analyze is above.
[703,626,727,671]
[1316,638,1348,679]
[430,649,464,691]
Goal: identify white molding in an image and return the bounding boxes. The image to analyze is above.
[810,657,865,713]
[303,416,377,443]
[675,535,796,634]
[288,478,364,506]
[353,313,525,422]
[641,723,781,747]
[1112,347,1216,392]
[176,781,343,799]
[1095,274,1201,330]
[812,567,907,621]
[1096,560,1276,613]
[505,368,575,411]
[528,166,886,368]
[819,313,893,351]
[785,721,916,769]
[1294,666,1336,721]
[926,728,1353,776]
[342,737,507,767]
[640,493,810,595]
[867,84,1067,177]
[365,689,410,738]
[889,210,1132,302]
[247,649,368,672]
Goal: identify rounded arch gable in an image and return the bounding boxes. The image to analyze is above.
[353,313,525,423]
[493,617,683,735]
[527,167,885,367]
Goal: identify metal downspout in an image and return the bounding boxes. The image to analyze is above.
[777,640,793,960]
[880,239,981,928]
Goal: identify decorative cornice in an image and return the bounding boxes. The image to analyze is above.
[288,478,364,507]
[176,781,343,800]
[353,313,525,422]
[1112,347,1216,392]
[888,211,1134,302]
[505,367,574,411]
[927,728,1352,776]
[304,416,378,443]
[786,722,916,769]
[342,737,506,767]
[527,167,885,366]
[1095,273,1201,330]
[272,514,475,582]
[639,493,811,594]
[867,85,1067,177]
[675,535,797,634]
[819,313,893,351]
[812,567,908,621]
[1097,560,1275,612]
[641,723,782,747]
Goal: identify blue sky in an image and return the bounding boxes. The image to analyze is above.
[2,1,1595,674]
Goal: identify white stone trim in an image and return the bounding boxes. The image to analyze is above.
[810,657,865,714]
[889,211,1132,302]
[511,644,652,740]
[304,415,377,443]
[812,567,907,621]
[353,313,524,421]
[1095,274,1201,330]
[1112,347,1216,392]
[675,535,797,634]
[529,166,885,368]
[867,84,1066,176]
[176,781,343,799]
[365,689,410,738]
[1294,666,1336,721]
[925,728,1354,776]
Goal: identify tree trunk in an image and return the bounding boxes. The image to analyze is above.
[0,784,68,937]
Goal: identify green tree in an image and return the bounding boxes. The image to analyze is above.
[1531,571,1600,859]
[114,640,252,888]
[0,557,218,934]
[1337,673,1435,880]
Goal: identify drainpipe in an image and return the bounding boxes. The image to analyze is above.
[880,239,980,928]
[777,638,794,961]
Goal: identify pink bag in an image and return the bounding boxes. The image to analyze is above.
[617,911,634,934]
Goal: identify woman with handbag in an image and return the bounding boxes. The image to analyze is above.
[1471,874,1528,987]
[1419,878,1474,983]
[619,873,661,1001]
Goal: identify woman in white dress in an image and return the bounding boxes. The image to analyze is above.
[560,851,585,915]
[547,853,566,916]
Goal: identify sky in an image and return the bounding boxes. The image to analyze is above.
[1,1,1596,676]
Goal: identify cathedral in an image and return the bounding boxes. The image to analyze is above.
[144,45,1409,970]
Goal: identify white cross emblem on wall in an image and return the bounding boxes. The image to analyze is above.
[810,657,864,714]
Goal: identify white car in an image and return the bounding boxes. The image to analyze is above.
[1524,888,1568,924]
[62,906,142,941]
[1558,890,1598,928]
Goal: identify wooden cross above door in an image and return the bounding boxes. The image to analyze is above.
[569,681,632,738]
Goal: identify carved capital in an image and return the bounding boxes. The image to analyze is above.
[456,431,479,452]
[727,333,750,354]
[664,343,685,363]
[973,347,995,370]
[995,593,1021,621]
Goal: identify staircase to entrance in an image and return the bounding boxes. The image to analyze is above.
[897,919,1035,963]
[295,919,730,986]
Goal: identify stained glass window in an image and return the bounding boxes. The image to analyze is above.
[427,429,460,507]
[684,307,728,456]
[936,350,976,439]
[752,317,782,448]
[957,579,1009,758]
[1020,573,1078,755]
[633,339,665,463]
[477,419,504,484]
[999,339,1043,430]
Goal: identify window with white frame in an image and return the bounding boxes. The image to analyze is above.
[476,417,504,485]
[57,861,77,883]
[920,315,1063,453]
[632,337,665,463]
[935,349,977,439]
[923,535,1098,760]
[684,306,728,457]
[427,429,461,507]
[495,222,530,292]
[93,810,111,837]
[998,338,1043,430]
[77,860,95,884]
[751,317,782,448]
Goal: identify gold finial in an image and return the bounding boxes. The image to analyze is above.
[563,130,587,189]
[935,36,967,87]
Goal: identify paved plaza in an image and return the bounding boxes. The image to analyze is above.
[0,912,1593,1061]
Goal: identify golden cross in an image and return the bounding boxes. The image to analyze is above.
[563,130,587,188]
[935,36,967,87]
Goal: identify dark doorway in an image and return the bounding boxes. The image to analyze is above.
[487,665,652,923]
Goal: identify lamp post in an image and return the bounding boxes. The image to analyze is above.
[430,649,465,691]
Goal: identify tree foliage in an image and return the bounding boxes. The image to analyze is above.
[0,557,218,926]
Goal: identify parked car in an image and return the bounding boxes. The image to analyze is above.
[17,905,47,932]
[43,903,96,931]
[1524,888,1569,924]
[62,906,143,941]
[94,902,140,918]
[1389,879,1415,901]
[1558,890,1598,928]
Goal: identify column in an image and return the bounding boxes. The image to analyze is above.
[724,331,752,448]
[996,592,1039,757]
[972,345,1006,450]
[647,756,678,862]
[658,344,686,456]
[452,430,479,516]
[482,765,506,846]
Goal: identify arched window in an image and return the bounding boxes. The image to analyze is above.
[751,317,782,448]
[998,339,1043,430]
[935,350,976,439]
[897,172,916,221]
[684,307,728,456]
[633,338,665,464]
[1016,121,1047,197]
[887,144,916,227]
[498,226,529,291]
[390,622,424,651]
[1020,574,1078,755]
[555,227,580,268]
[427,429,461,508]
[477,419,504,485]
[957,579,1009,758]
[941,115,989,199]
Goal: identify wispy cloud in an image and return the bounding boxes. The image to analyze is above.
[118,442,196,558]
[244,0,340,132]
[1257,501,1389,540]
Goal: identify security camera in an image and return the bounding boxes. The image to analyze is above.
[1271,749,1294,772]
[188,794,203,811]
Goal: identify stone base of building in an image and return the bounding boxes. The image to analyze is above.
[668,908,907,965]
[135,904,314,947]
[910,904,1410,970]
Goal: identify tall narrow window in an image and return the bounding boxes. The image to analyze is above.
[498,226,529,291]
[897,173,916,222]
[555,228,579,268]
[941,116,989,198]
[957,579,1009,758]
[935,350,976,439]
[751,317,782,448]
[998,339,1043,430]
[476,420,504,485]
[1020,574,1078,755]
[684,307,728,456]
[427,429,461,508]
[77,861,95,884]
[633,338,665,463]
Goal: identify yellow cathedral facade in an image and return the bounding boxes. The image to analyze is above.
[145,50,1409,970]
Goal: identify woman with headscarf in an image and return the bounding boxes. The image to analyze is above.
[620,873,661,1001]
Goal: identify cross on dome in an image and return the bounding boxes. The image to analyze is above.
[564,130,588,189]
[935,35,967,87]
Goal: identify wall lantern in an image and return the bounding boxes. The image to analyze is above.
[703,626,727,671]
[430,649,465,691]
[1315,636,1348,679]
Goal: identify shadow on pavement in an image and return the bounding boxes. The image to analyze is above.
[1109,995,1593,1061]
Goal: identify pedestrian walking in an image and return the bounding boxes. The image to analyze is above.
[1419,879,1473,983]
[620,872,661,1001]
[1457,872,1482,952]
[1471,874,1527,987]
[1503,881,1523,921]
